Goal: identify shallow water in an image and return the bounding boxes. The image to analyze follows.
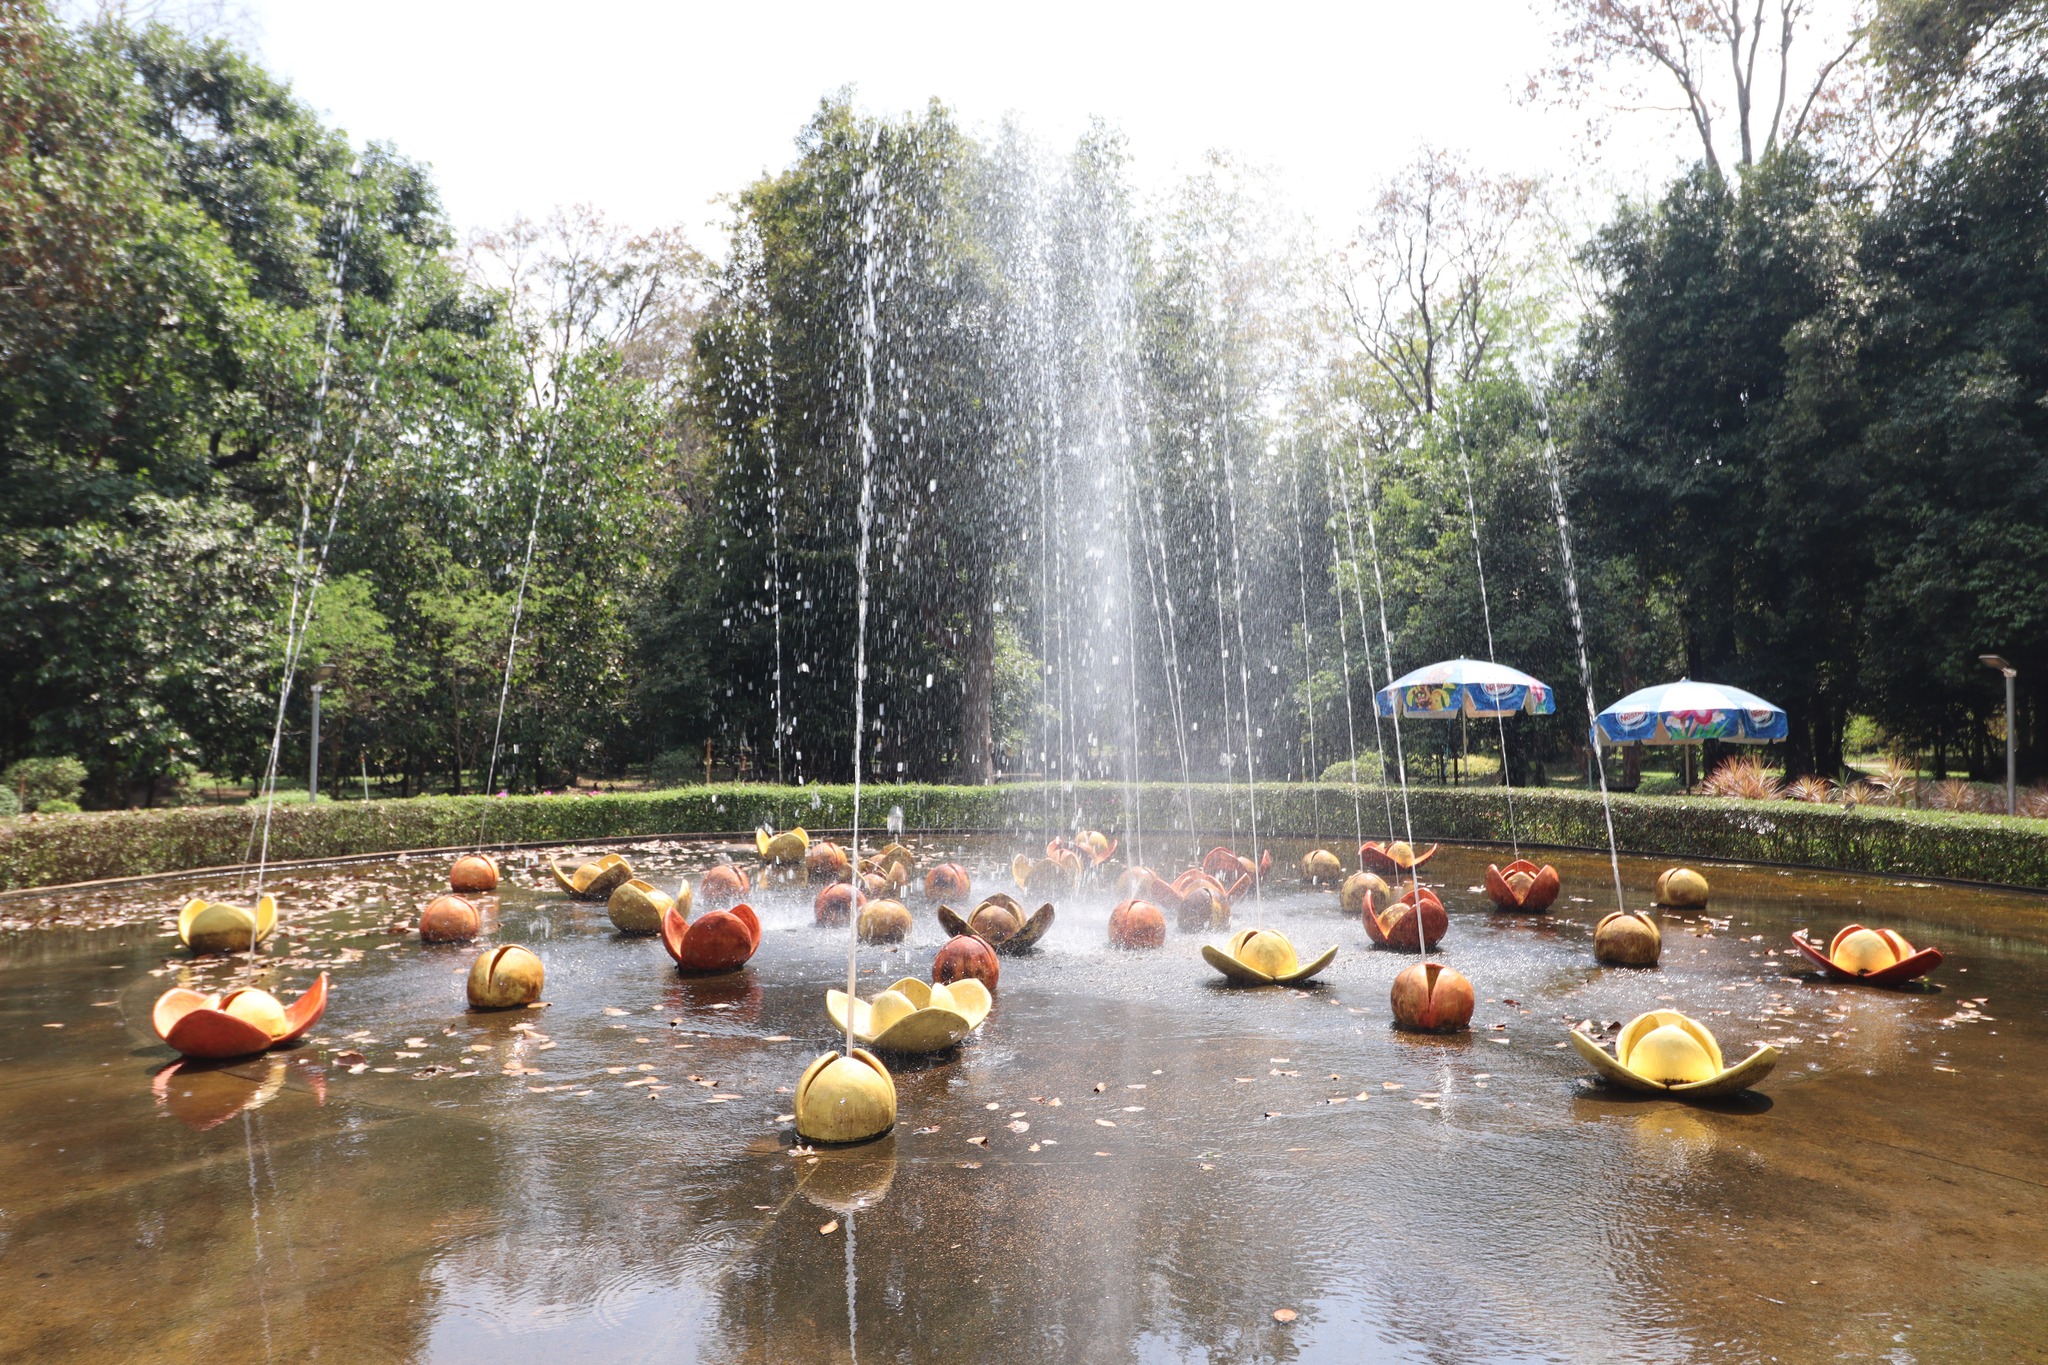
[1,835,2044,1364]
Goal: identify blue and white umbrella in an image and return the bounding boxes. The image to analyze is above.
[1593,679,1787,745]
[1375,658,1557,720]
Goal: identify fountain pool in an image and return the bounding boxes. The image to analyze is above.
[2,836,2044,1362]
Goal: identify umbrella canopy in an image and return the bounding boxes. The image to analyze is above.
[1375,658,1556,719]
[1593,679,1787,745]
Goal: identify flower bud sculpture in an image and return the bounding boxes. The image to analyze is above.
[698,862,750,910]
[1653,867,1710,909]
[1570,1009,1778,1098]
[935,893,1054,955]
[1484,860,1561,913]
[1790,924,1943,987]
[449,854,501,893]
[419,894,481,944]
[1010,851,1079,898]
[1391,962,1475,1033]
[1070,829,1118,865]
[857,899,914,944]
[1339,871,1393,917]
[152,974,329,1060]
[861,843,915,892]
[826,976,992,1053]
[932,934,1000,994]
[1202,928,1337,987]
[549,853,633,903]
[1359,840,1438,877]
[608,879,676,935]
[807,842,851,884]
[1301,849,1344,885]
[795,1048,897,1144]
[178,895,277,955]
[923,862,972,903]
[1594,910,1662,966]
[755,826,810,866]
[1115,865,1159,899]
[815,882,864,928]
[661,902,762,975]
[467,945,544,1008]
[1362,885,1449,951]
[1107,898,1167,949]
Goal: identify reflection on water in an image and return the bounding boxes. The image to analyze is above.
[1,838,2046,1362]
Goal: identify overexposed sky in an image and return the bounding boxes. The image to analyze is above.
[236,0,1702,250]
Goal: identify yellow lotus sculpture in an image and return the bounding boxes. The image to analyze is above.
[549,853,633,902]
[795,1048,897,1144]
[825,976,992,1054]
[1570,1009,1778,1099]
[1202,928,1337,987]
[178,895,277,954]
[756,826,810,865]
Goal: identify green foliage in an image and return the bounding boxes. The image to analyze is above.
[649,748,701,787]
[35,799,80,814]
[0,786,18,820]
[2,755,86,810]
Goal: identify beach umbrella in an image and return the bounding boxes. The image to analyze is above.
[1592,679,1788,745]
[1375,658,1556,719]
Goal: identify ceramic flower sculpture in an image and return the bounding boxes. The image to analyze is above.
[932,934,1001,993]
[697,863,750,910]
[1790,924,1943,987]
[1391,962,1474,1033]
[152,974,329,1060]
[1108,898,1167,948]
[1202,928,1337,986]
[923,862,972,902]
[1339,871,1393,916]
[467,946,544,1008]
[1594,910,1663,966]
[1570,1010,1778,1098]
[419,894,481,944]
[1362,885,1449,950]
[795,1048,896,1144]
[756,826,810,865]
[1301,849,1344,885]
[1653,867,1710,908]
[1484,859,1561,913]
[1359,840,1438,877]
[608,878,677,935]
[936,893,1054,955]
[857,899,914,944]
[661,901,762,975]
[549,853,633,902]
[449,854,501,893]
[826,976,992,1054]
[178,895,277,955]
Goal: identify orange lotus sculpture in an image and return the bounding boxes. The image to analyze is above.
[807,842,851,884]
[152,974,329,1061]
[932,934,1000,993]
[1107,898,1167,949]
[1359,840,1438,877]
[1202,845,1272,884]
[923,862,972,902]
[661,902,762,975]
[449,854,500,893]
[698,863,750,910]
[1790,924,1943,987]
[815,882,864,927]
[418,894,481,944]
[1121,865,1246,931]
[1362,885,1448,950]
[1391,962,1474,1033]
[937,893,1054,955]
[1484,859,1561,913]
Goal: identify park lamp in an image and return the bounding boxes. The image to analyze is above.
[1980,655,2017,816]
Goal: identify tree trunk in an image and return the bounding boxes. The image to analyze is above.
[958,593,995,784]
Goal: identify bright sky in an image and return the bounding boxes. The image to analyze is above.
[239,0,1700,250]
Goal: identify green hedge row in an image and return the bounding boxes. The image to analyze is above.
[3,782,2047,893]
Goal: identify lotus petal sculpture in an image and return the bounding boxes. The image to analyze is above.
[449,854,501,893]
[1484,859,1561,913]
[608,878,675,935]
[1594,910,1663,966]
[1359,840,1438,876]
[419,894,481,944]
[923,862,972,902]
[932,934,1000,993]
[1202,845,1272,883]
[1339,871,1393,916]
[1790,924,1943,987]
[1301,849,1344,885]
[661,902,762,975]
[178,895,278,955]
[807,842,851,884]
[861,843,915,892]
[468,945,544,1008]
[1107,898,1166,949]
[1570,1010,1778,1098]
[698,863,750,910]
[1653,867,1710,908]
[152,974,329,1060]
[1362,885,1449,951]
[816,882,864,927]
[857,899,913,944]
[549,853,633,902]
[795,1048,897,1144]
[756,825,810,865]
[826,976,992,1054]
[1011,851,1079,897]
[1067,830,1118,865]
[936,893,1054,955]
[1202,928,1336,986]
[1391,962,1475,1033]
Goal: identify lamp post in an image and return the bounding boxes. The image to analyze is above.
[308,662,339,802]
[1980,655,2017,816]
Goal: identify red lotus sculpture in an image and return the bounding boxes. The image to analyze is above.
[449,854,501,893]
[419,894,481,943]
[1107,898,1167,949]
[1201,845,1272,883]
[936,894,1054,955]
[1484,860,1561,913]
[807,842,851,884]
[152,975,329,1061]
[661,901,762,975]
[932,934,1000,993]
[1391,962,1475,1033]
[815,882,864,927]
[1359,840,1438,877]
[1790,924,1943,987]
[924,862,972,902]
[698,863,750,910]
[1362,885,1449,951]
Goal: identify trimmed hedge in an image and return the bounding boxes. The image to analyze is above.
[3,782,2048,893]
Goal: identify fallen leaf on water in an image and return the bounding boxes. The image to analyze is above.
[603,1007,628,1017]
[913,1125,940,1135]
[958,1161,982,1170]
[819,1220,839,1235]
[1273,1308,1298,1323]
[1008,1120,1030,1133]
[1095,1119,1116,1128]
[1093,1082,1107,1093]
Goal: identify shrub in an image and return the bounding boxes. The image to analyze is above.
[1783,775,1835,804]
[0,787,17,820]
[36,799,81,814]
[649,749,702,788]
[3,756,87,812]
[1927,778,1986,813]
[1701,754,1782,801]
